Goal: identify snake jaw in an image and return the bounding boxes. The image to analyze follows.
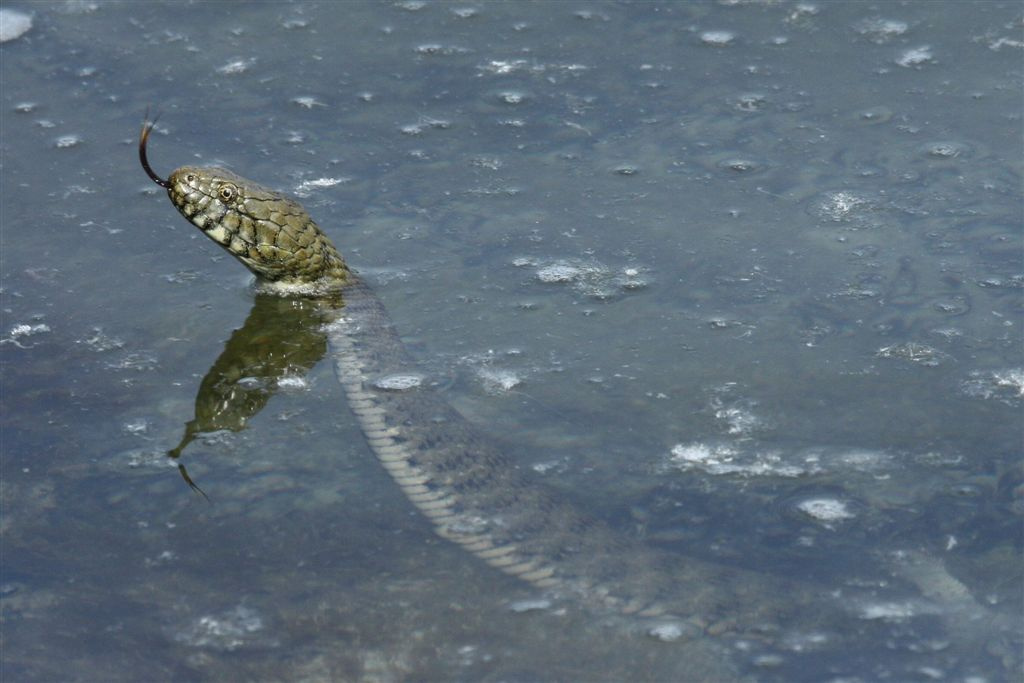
[139,114,171,189]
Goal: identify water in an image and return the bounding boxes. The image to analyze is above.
[2,2,1021,681]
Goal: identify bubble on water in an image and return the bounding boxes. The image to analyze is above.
[441,514,490,536]
[648,621,689,642]
[781,631,830,652]
[531,459,567,475]
[537,262,585,283]
[573,9,609,21]
[290,96,325,109]
[665,443,808,478]
[106,352,159,372]
[854,17,909,43]
[858,601,918,621]
[217,58,256,75]
[477,367,521,394]
[919,141,970,159]
[717,157,761,173]
[119,448,177,470]
[276,375,309,391]
[467,185,521,197]
[706,317,743,330]
[509,599,551,613]
[896,46,934,68]
[494,90,529,105]
[715,406,761,436]
[813,191,869,222]
[175,606,265,651]
[0,9,32,43]
[399,117,452,136]
[856,106,892,124]
[3,323,51,349]
[975,275,1024,290]
[735,93,767,112]
[931,295,970,316]
[373,373,425,391]
[122,418,149,436]
[293,176,349,198]
[478,59,529,75]
[699,30,735,47]
[962,368,1024,403]
[415,43,470,56]
[876,342,948,367]
[530,259,650,298]
[470,155,503,170]
[986,35,1024,51]
[14,102,36,113]
[79,327,124,352]
[55,135,83,149]
[796,497,855,522]
[752,654,785,668]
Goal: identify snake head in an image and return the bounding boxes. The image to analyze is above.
[139,115,350,289]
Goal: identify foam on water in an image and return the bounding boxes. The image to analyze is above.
[0,9,32,43]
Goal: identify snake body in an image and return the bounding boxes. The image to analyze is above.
[139,120,801,634]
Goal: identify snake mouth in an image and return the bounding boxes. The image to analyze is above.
[139,111,170,189]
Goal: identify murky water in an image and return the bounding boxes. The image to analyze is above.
[2,2,1021,681]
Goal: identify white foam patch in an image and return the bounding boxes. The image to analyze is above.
[858,601,918,621]
[516,257,650,298]
[477,367,522,393]
[699,31,735,46]
[372,373,424,391]
[963,368,1024,402]
[796,498,855,522]
[896,46,934,68]
[0,9,32,43]
[665,443,809,478]
[294,177,350,198]
[277,375,309,391]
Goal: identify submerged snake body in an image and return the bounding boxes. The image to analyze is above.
[142,123,800,633]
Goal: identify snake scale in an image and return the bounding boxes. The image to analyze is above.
[139,117,808,637]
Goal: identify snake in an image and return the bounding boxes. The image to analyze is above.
[138,117,816,641]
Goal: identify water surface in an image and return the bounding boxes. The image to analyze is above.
[2,2,1021,681]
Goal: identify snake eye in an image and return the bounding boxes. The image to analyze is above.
[218,184,237,203]
[186,174,195,183]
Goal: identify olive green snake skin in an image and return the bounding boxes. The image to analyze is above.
[139,118,812,639]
